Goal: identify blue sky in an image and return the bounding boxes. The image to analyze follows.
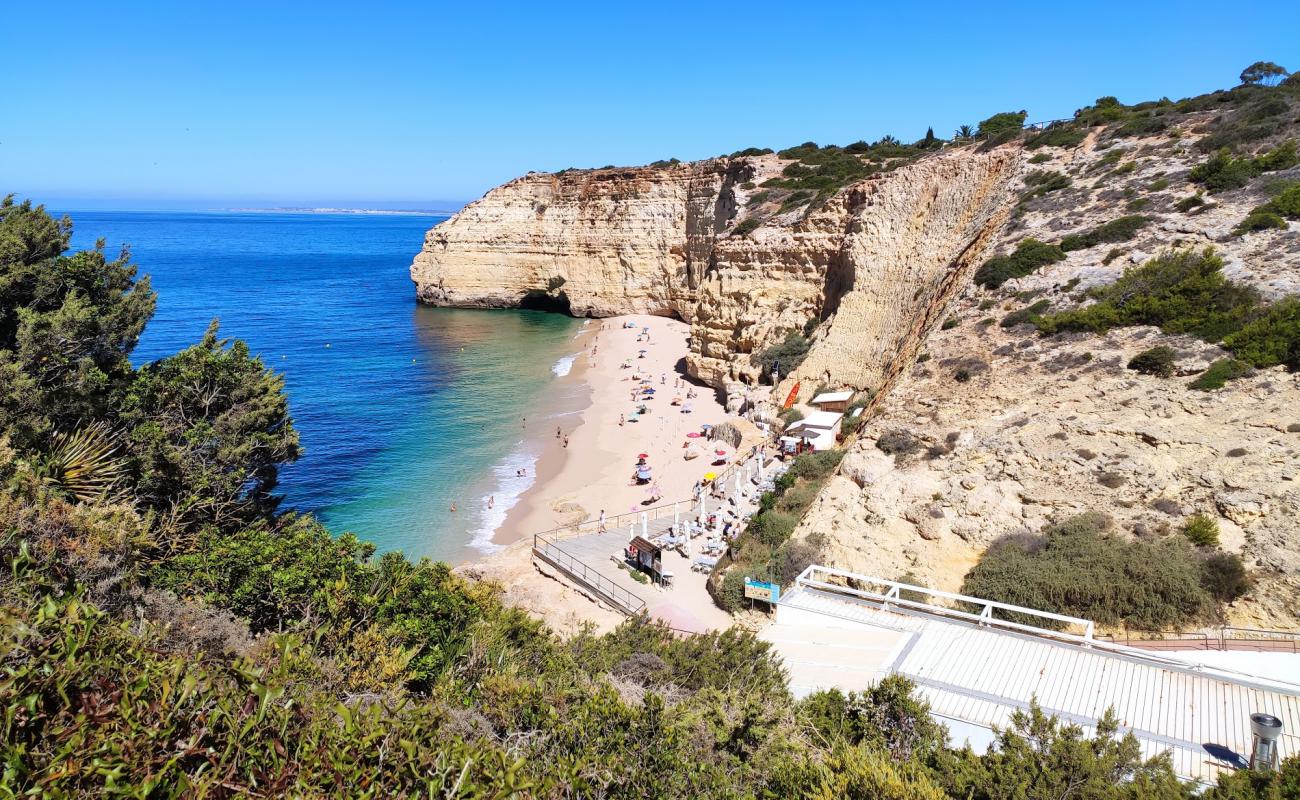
[4,1,1296,209]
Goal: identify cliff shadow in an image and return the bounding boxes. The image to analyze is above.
[519,289,572,315]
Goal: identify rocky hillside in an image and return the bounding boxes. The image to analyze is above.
[411,147,1021,405]
[790,81,1300,630]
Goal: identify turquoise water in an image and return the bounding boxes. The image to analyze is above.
[63,210,584,562]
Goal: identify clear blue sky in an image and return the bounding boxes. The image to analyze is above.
[4,1,1296,209]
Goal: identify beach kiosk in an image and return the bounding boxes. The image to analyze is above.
[625,536,664,583]
[784,410,843,451]
[809,389,854,413]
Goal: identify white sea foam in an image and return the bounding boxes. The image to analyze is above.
[467,447,539,554]
[551,352,581,377]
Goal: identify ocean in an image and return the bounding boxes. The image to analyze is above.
[63,210,585,563]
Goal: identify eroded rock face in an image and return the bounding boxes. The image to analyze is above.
[411,161,743,319]
[411,149,1022,396]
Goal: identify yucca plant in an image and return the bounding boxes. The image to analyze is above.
[36,421,128,503]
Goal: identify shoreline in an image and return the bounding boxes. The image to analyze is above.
[462,313,758,632]
[492,314,742,545]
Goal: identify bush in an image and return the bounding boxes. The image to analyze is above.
[876,429,921,457]
[1001,299,1052,328]
[1127,346,1177,377]
[1200,552,1251,602]
[977,111,1027,144]
[1034,249,1260,343]
[1025,124,1087,150]
[1022,170,1072,198]
[757,331,812,378]
[1059,215,1149,251]
[731,218,761,237]
[975,239,1067,289]
[960,512,1220,629]
[1188,358,1253,391]
[1233,209,1287,235]
[954,369,972,382]
[1190,148,1259,193]
[1174,194,1206,213]
[941,317,959,330]
[1182,514,1221,548]
[1027,152,1051,164]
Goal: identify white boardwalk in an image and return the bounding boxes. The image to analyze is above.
[763,567,1300,785]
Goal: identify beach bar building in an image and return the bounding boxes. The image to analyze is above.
[809,390,854,413]
[625,536,664,583]
[784,410,843,452]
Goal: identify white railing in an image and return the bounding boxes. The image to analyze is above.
[794,565,1095,643]
[790,565,1300,690]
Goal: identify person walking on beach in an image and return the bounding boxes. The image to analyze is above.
[598,509,606,534]
[556,426,561,439]
[619,413,624,426]
[563,435,569,448]
[487,495,494,509]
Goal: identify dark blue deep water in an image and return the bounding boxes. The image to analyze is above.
[64,210,583,562]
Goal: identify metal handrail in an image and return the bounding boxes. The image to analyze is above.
[796,565,1096,639]
[791,565,1300,689]
[533,533,646,615]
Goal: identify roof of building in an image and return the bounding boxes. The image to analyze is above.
[763,567,1300,786]
[811,390,854,404]
[795,410,843,429]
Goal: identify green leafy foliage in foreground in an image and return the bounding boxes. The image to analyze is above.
[1191,141,1298,193]
[961,512,1248,630]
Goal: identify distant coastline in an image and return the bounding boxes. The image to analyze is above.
[226,206,458,216]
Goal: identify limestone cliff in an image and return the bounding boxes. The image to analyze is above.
[411,150,1021,399]
[789,93,1300,630]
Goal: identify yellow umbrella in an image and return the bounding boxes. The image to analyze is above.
[703,472,717,480]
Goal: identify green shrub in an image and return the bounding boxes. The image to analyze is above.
[974,239,1067,288]
[717,569,748,612]
[954,368,972,382]
[1222,297,1300,369]
[731,218,761,237]
[1027,152,1051,164]
[1174,194,1206,212]
[1200,552,1251,602]
[1188,358,1253,391]
[757,331,812,377]
[977,111,1027,144]
[1148,178,1170,191]
[1191,149,1260,192]
[778,407,804,425]
[1059,215,1149,251]
[1191,141,1297,194]
[960,512,1219,629]
[751,510,799,547]
[1001,299,1052,328]
[1022,170,1071,198]
[1034,249,1260,343]
[1026,124,1087,150]
[1233,209,1287,234]
[1127,346,1177,377]
[941,317,959,330]
[1126,197,1150,211]
[1182,514,1220,547]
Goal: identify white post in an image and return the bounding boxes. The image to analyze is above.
[674,506,680,527]
[641,512,648,540]
[757,451,765,481]
[700,492,707,518]
[628,522,635,542]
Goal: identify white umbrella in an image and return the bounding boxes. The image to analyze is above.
[641,512,648,539]
[628,522,635,542]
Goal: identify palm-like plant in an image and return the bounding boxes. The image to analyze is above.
[37,422,129,503]
[954,125,975,139]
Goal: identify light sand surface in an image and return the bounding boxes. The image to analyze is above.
[497,314,740,542]
[463,314,760,632]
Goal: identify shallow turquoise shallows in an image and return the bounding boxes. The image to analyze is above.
[64,210,583,563]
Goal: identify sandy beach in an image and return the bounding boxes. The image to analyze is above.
[463,313,758,632]
[496,313,746,543]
